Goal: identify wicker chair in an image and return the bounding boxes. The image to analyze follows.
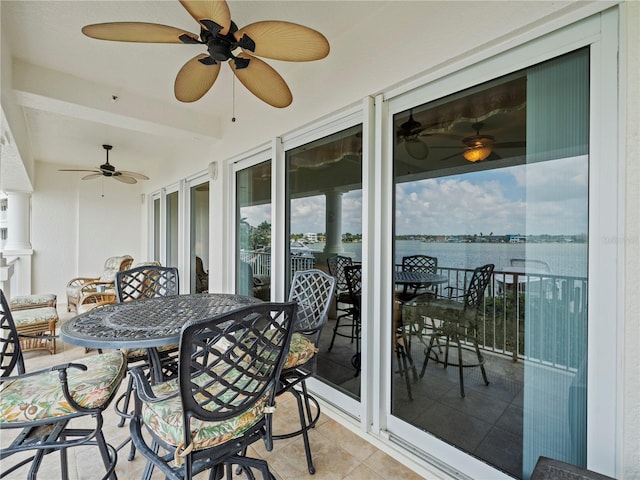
[0,289,126,479]
[272,269,336,474]
[66,255,133,312]
[9,294,58,354]
[129,302,297,480]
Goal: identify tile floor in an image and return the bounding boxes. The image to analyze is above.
[1,309,427,480]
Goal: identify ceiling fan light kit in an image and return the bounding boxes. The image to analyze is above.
[462,145,493,162]
[81,0,330,108]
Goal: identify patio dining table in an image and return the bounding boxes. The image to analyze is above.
[60,293,262,381]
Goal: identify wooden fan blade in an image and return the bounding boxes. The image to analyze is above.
[82,22,199,43]
[81,173,103,180]
[119,171,149,180]
[230,53,292,108]
[113,174,137,184]
[179,0,231,35]
[175,54,221,102]
[235,21,329,61]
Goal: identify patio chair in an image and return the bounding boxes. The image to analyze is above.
[327,255,359,351]
[0,289,126,480]
[343,264,363,376]
[129,301,297,480]
[272,269,336,474]
[66,254,133,312]
[418,264,494,397]
[400,255,438,299]
[114,265,180,452]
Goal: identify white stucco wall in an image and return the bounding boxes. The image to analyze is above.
[31,161,143,302]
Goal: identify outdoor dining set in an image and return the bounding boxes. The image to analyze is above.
[0,254,497,479]
[0,264,335,480]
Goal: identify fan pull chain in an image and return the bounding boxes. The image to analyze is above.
[231,77,236,123]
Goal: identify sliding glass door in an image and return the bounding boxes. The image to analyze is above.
[236,160,272,299]
[391,48,589,479]
[285,125,363,400]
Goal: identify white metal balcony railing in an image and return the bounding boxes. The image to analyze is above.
[241,250,588,370]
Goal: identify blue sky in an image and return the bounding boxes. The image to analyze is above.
[242,155,588,237]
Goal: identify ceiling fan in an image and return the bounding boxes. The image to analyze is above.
[396,110,457,160]
[436,122,526,163]
[59,145,149,184]
[81,0,330,108]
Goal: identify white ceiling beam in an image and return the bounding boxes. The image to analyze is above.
[12,60,221,142]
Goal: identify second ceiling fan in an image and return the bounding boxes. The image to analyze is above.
[82,0,330,108]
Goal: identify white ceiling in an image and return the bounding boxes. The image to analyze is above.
[1,0,380,190]
[1,0,585,192]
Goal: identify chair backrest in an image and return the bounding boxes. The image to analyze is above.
[288,269,336,338]
[464,264,495,310]
[344,264,362,314]
[99,255,134,282]
[0,290,25,377]
[402,255,437,274]
[327,255,353,292]
[115,265,179,303]
[178,302,297,426]
[510,258,551,273]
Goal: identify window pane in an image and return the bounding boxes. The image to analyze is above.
[236,161,272,299]
[153,198,160,263]
[166,191,179,268]
[286,125,363,400]
[190,182,209,293]
[393,48,588,479]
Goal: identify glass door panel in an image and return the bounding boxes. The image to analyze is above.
[166,191,179,268]
[153,197,160,263]
[285,125,363,400]
[392,48,588,479]
[190,181,209,293]
[236,161,272,299]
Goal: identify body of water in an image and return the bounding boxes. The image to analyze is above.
[309,240,588,277]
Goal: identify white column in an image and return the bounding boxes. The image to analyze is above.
[323,190,344,256]
[4,192,31,250]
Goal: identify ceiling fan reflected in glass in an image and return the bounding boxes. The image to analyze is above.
[81,0,330,108]
[397,110,430,160]
[439,122,527,163]
[58,145,149,184]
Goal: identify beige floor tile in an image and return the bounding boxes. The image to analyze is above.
[363,450,427,480]
[343,463,388,480]
[316,419,378,462]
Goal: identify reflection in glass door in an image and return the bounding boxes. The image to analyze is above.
[166,191,179,268]
[236,161,272,299]
[392,49,588,479]
[190,181,209,293]
[285,125,362,400]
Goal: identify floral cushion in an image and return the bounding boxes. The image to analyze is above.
[123,344,178,359]
[283,333,317,370]
[9,294,57,311]
[142,368,269,451]
[0,350,126,424]
[12,306,58,327]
